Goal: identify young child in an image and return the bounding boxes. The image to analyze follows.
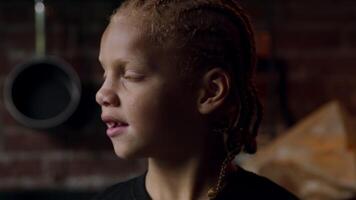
[94,0,299,199]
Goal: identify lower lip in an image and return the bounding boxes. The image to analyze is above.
[106,125,128,137]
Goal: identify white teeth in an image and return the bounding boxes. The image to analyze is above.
[107,122,117,128]
[105,120,127,128]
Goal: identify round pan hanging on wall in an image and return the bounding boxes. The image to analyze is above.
[4,0,81,129]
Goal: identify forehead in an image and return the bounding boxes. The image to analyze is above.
[99,15,185,72]
[99,16,148,64]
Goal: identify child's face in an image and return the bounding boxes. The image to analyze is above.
[96,16,204,159]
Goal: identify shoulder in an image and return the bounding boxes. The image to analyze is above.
[92,175,142,200]
[218,166,300,200]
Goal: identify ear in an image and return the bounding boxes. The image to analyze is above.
[197,68,231,114]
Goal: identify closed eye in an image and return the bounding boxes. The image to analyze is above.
[123,71,145,81]
[123,75,145,81]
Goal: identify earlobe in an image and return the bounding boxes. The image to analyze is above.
[197,68,231,114]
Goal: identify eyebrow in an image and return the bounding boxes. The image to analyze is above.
[99,58,129,71]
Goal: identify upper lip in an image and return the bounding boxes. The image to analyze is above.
[101,114,128,128]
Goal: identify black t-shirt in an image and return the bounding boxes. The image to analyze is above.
[92,167,299,200]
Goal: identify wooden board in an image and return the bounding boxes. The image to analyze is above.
[241,101,356,199]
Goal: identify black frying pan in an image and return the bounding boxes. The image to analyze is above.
[3,0,81,129]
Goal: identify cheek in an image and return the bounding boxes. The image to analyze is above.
[125,84,186,134]
[123,85,162,126]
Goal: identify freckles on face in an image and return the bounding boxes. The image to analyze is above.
[97,16,201,159]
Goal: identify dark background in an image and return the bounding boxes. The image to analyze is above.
[0,0,355,198]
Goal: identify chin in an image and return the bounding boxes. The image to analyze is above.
[112,143,143,160]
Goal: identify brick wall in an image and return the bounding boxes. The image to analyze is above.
[0,0,355,192]
[242,0,356,134]
[0,0,146,192]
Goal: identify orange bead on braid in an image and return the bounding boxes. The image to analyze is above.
[113,0,263,199]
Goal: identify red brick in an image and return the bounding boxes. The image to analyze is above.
[274,29,341,50]
[2,108,23,127]
[3,127,61,151]
[2,26,34,49]
[0,3,33,24]
[0,52,10,75]
[240,1,272,21]
[255,73,280,100]
[286,57,356,80]
[2,126,112,152]
[274,0,356,23]
[347,29,356,48]
[47,158,145,185]
[284,79,326,117]
[47,157,146,184]
[286,75,356,120]
[0,159,42,178]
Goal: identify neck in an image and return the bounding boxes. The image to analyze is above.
[145,134,226,200]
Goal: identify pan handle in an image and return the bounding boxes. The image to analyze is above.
[34,0,46,56]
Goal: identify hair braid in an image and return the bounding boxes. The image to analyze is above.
[248,83,263,153]
[228,0,261,155]
[170,1,262,198]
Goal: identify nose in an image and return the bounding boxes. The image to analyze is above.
[96,84,120,107]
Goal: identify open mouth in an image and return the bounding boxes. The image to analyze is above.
[106,121,128,128]
[104,120,129,137]
[101,115,129,137]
